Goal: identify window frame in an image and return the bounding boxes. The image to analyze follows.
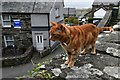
[1,15,11,27]
[4,35,14,47]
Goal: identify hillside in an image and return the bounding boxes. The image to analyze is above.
[76,8,92,17]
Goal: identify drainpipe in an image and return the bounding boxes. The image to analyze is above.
[48,13,51,48]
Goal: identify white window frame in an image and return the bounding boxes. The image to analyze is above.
[1,15,11,27]
[4,35,14,47]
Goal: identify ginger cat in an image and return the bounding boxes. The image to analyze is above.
[49,21,113,68]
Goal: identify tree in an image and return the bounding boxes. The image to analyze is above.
[64,17,79,26]
[73,19,79,26]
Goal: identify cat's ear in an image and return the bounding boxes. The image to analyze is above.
[59,24,66,31]
[60,24,70,35]
[50,21,57,26]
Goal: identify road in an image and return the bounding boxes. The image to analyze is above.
[2,45,64,78]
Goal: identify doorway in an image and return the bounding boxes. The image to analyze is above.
[35,34,44,50]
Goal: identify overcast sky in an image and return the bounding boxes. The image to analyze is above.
[64,0,94,9]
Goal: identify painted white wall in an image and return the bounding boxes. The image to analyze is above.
[94,8,106,18]
[31,14,48,27]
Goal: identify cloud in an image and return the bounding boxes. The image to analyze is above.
[64,0,94,2]
[64,0,94,9]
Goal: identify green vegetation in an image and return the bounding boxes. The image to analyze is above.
[28,63,55,80]
[64,17,79,26]
[15,62,55,80]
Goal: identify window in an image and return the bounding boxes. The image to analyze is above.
[55,8,60,18]
[1,15,11,27]
[4,35,14,47]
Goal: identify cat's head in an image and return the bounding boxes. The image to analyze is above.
[49,21,70,41]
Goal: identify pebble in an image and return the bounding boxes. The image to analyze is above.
[91,68,103,76]
[60,64,67,69]
[51,68,62,76]
[96,41,101,44]
[106,47,120,57]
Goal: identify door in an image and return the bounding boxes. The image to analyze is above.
[35,34,44,50]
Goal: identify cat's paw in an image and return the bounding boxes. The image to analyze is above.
[68,62,74,68]
[80,52,87,55]
[91,52,96,55]
[64,60,69,65]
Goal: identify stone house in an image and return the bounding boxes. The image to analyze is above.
[92,0,120,18]
[1,1,64,56]
[84,0,120,18]
[92,0,120,26]
[83,0,120,27]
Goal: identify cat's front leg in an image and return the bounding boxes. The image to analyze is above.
[80,46,88,55]
[68,54,77,68]
[64,53,71,65]
[91,44,96,55]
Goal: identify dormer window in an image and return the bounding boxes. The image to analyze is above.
[1,15,11,27]
[55,8,60,18]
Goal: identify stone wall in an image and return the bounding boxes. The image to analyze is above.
[2,13,32,57]
[2,46,34,67]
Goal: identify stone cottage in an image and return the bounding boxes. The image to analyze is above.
[1,1,64,57]
[84,0,120,27]
[92,0,120,27]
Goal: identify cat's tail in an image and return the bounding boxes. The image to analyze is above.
[97,27,113,33]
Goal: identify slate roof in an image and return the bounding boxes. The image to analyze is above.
[1,1,54,13]
[93,0,120,6]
